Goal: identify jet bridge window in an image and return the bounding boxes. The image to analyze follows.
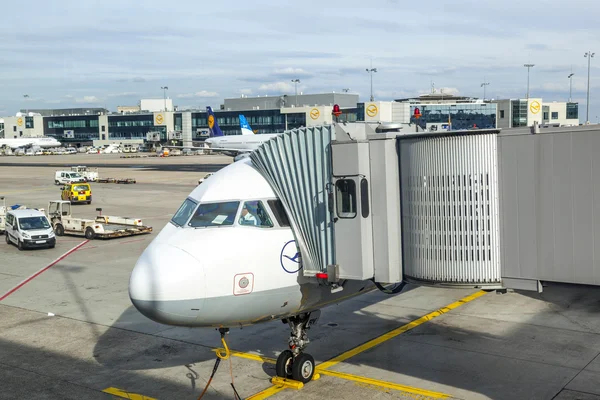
[189,201,240,228]
[171,198,197,227]
[336,179,357,218]
[239,200,273,227]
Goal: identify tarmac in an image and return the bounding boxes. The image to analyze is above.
[1,153,600,400]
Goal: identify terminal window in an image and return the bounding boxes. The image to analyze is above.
[552,112,559,120]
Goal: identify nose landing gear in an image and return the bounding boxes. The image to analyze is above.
[275,310,320,384]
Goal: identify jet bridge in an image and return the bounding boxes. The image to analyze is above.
[251,123,600,292]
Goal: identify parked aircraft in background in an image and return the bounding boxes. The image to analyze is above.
[0,137,61,149]
[163,106,280,161]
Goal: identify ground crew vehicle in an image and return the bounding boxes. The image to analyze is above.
[46,201,152,239]
[70,166,99,182]
[61,182,92,204]
[0,197,26,233]
[55,170,86,185]
[5,208,56,250]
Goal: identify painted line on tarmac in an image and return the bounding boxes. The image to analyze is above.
[102,387,156,400]
[242,290,486,399]
[317,290,487,370]
[0,240,89,301]
[318,369,450,399]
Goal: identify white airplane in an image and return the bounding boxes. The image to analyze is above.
[129,156,379,383]
[165,107,280,161]
[0,137,61,149]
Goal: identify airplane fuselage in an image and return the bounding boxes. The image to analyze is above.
[129,158,373,328]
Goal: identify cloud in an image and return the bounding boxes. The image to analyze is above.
[258,82,294,93]
[527,44,550,51]
[132,77,146,83]
[107,92,137,97]
[76,96,102,104]
[176,91,219,99]
[273,67,312,78]
[239,88,253,95]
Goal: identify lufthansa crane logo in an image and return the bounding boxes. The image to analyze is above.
[280,240,302,273]
[17,117,23,126]
[366,104,378,117]
[155,114,164,125]
[310,108,320,120]
[208,115,215,129]
[529,101,541,114]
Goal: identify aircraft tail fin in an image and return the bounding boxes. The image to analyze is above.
[239,114,254,135]
[206,106,224,137]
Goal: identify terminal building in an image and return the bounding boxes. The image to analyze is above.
[0,93,580,148]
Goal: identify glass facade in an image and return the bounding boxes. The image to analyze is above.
[44,116,100,140]
[511,100,528,127]
[410,103,496,130]
[25,117,34,129]
[567,102,579,120]
[108,114,164,139]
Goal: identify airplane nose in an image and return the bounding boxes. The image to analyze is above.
[129,243,205,325]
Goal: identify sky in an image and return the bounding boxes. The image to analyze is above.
[1,0,599,121]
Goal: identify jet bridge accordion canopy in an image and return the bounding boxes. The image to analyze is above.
[250,125,335,275]
[398,131,502,286]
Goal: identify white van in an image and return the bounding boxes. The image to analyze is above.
[5,209,56,250]
[55,171,86,185]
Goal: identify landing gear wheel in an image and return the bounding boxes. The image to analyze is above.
[84,227,95,240]
[291,353,315,383]
[275,350,294,378]
[55,224,64,236]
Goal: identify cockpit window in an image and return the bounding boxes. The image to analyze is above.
[267,199,290,227]
[239,200,273,228]
[171,198,197,227]
[189,201,240,228]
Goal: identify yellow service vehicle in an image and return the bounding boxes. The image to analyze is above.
[61,182,92,204]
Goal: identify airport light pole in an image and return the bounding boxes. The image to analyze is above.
[524,64,535,100]
[23,94,29,115]
[161,86,168,111]
[342,88,350,93]
[366,66,377,101]
[291,79,300,107]
[568,72,575,102]
[481,78,490,101]
[585,51,595,124]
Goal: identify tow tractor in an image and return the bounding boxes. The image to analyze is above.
[46,200,152,239]
[70,166,99,182]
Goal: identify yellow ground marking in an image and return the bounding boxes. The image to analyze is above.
[233,290,487,399]
[317,290,487,370]
[102,387,157,399]
[318,370,449,399]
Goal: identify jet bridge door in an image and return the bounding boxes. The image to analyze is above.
[331,141,374,280]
